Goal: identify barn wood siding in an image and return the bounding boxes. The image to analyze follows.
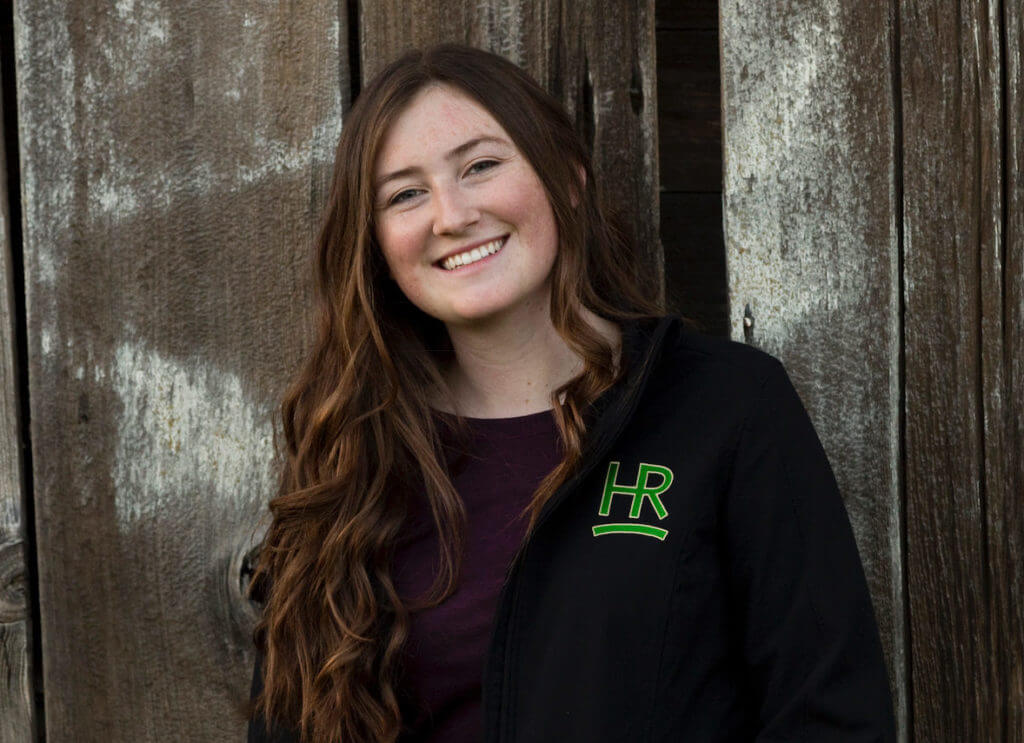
[1000,0,1024,732]
[901,0,1023,740]
[13,2,345,740]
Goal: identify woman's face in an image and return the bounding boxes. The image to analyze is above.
[372,83,559,329]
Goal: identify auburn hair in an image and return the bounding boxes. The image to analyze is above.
[248,43,663,742]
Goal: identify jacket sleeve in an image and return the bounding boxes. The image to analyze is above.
[723,357,897,742]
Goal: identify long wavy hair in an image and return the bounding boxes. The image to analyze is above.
[248,43,663,743]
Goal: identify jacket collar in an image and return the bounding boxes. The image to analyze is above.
[534,314,676,528]
[584,314,675,438]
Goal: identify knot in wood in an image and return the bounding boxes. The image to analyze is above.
[0,540,27,622]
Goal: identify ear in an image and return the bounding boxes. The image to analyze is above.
[570,163,586,208]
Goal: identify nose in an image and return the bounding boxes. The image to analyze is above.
[431,182,479,236]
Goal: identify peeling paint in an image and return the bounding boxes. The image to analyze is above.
[40,328,54,356]
[110,333,276,528]
[473,0,526,66]
[96,2,172,93]
[17,1,345,227]
[721,0,881,350]
[495,2,525,65]
[234,119,344,189]
[15,2,75,290]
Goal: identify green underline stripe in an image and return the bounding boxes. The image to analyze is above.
[592,523,669,540]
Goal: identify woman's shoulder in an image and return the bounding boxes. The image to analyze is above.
[630,315,811,448]
[635,314,786,389]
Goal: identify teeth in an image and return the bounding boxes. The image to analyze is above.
[441,237,506,270]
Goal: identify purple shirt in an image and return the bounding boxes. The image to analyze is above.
[393,409,563,742]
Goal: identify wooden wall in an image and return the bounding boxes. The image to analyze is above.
[12,1,346,740]
[0,0,1020,740]
[900,1,1022,740]
[721,2,1023,742]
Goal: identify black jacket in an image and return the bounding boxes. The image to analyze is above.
[248,315,897,742]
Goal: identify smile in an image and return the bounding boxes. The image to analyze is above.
[439,236,507,271]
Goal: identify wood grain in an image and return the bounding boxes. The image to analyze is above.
[0,53,34,743]
[13,1,344,740]
[720,1,906,739]
[901,0,1023,739]
[359,0,664,306]
[999,0,1024,737]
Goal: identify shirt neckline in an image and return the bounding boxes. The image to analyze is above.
[432,407,558,436]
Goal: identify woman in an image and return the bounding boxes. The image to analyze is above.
[247,43,896,743]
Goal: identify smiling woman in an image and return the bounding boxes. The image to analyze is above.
[245,42,896,743]
[371,85,560,336]
[245,43,662,743]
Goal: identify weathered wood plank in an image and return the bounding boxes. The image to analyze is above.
[13,2,345,740]
[720,1,905,740]
[0,54,34,743]
[359,0,664,306]
[901,0,1021,740]
[997,1,1024,739]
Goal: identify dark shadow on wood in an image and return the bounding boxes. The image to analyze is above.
[656,0,727,337]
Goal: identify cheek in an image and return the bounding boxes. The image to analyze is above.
[523,188,560,256]
[504,176,548,216]
[498,175,559,246]
[375,220,421,270]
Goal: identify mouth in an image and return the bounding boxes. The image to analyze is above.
[435,235,509,271]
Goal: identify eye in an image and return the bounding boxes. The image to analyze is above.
[388,188,423,206]
[466,159,499,175]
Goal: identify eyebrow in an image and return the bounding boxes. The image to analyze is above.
[374,135,510,191]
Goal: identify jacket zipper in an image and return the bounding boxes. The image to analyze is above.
[485,316,675,742]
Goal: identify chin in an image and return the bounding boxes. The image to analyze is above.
[439,302,514,325]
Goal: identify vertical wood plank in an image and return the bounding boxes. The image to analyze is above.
[997,0,1024,738]
[358,0,664,306]
[13,2,345,740]
[901,0,1021,739]
[720,1,906,739]
[0,55,34,743]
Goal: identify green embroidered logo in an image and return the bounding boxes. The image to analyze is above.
[592,461,673,540]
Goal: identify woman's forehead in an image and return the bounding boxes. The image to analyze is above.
[374,85,513,173]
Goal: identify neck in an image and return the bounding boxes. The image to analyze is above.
[438,301,621,419]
